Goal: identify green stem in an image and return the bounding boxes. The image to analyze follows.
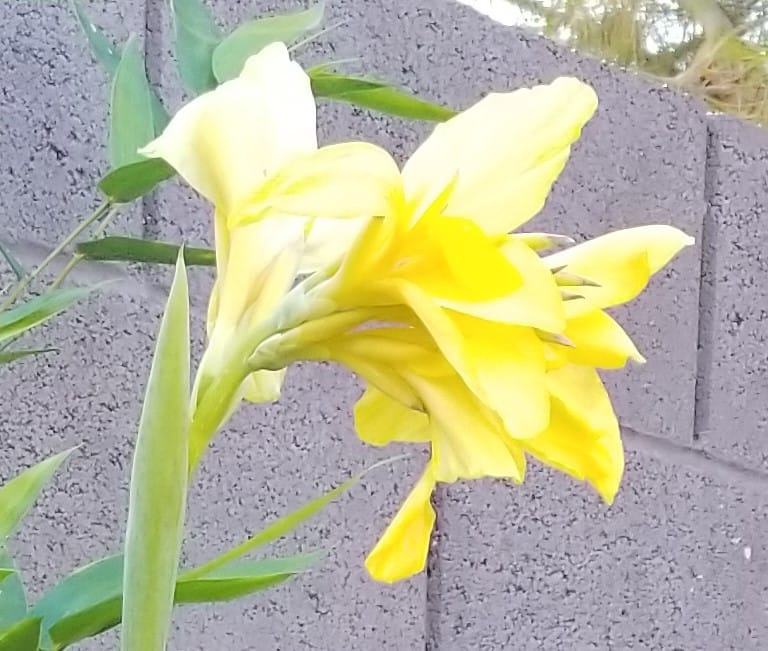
[49,206,119,290]
[0,200,112,310]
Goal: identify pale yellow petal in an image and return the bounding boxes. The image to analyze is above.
[354,385,430,446]
[300,217,369,273]
[545,225,695,313]
[231,142,404,225]
[140,42,316,212]
[243,369,286,403]
[365,467,436,583]
[402,77,598,234]
[523,364,623,502]
[565,310,645,369]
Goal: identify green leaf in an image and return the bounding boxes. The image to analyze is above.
[310,71,456,122]
[109,35,156,168]
[121,252,189,651]
[32,552,318,650]
[0,617,41,651]
[0,450,75,542]
[98,158,176,203]
[0,569,12,583]
[0,348,56,365]
[175,554,321,602]
[170,0,222,94]
[0,549,27,632]
[0,288,94,344]
[72,0,121,75]
[0,240,26,281]
[73,1,169,131]
[77,236,215,267]
[212,3,325,83]
[182,456,406,580]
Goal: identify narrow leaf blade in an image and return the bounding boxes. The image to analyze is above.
[0,549,26,633]
[212,3,325,82]
[170,0,222,94]
[73,2,169,132]
[0,450,75,541]
[310,71,456,121]
[0,617,41,651]
[98,159,176,203]
[121,252,190,651]
[0,348,56,365]
[109,35,155,168]
[72,0,121,75]
[0,287,94,344]
[77,236,215,267]
[0,240,26,281]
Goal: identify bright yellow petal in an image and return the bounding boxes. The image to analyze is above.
[545,225,695,314]
[365,466,436,583]
[140,42,316,212]
[231,142,404,225]
[565,310,645,369]
[523,364,623,502]
[354,386,430,446]
[442,237,564,331]
[402,77,598,234]
[407,374,527,484]
[453,316,549,438]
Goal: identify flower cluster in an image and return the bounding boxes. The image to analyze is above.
[142,42,693,583]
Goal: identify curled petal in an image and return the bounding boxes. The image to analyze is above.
[365,467,437,583]
[523,364,623,502]
[402,77,598,234]
[565,310,645,369]
[545,225,695,314]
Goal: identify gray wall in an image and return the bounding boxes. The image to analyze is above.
[1,0,767,649]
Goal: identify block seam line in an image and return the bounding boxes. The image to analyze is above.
[692,121,718,443]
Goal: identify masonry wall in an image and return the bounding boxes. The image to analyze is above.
[1,1,766,649]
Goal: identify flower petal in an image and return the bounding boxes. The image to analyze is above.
[231,142,404,225]
[545,225,694,314]
[565,310,645,369]
[402,77,598,234]
[365,466,436,583]
[523,364,623,502]
[141,42,316,213]
[407,374,527,484]
[354,385,430,446]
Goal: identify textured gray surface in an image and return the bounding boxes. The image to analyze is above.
[1,0,767,650]
[697,115,768,472]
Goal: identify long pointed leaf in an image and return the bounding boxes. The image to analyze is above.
[170,0,222,94]
[109,35,155,168]
[0,450,75,542]
[73,1,169,131]
[32,552,319,650]
[0,550,27,633]
[0,240,26,281]
[212,3,325,82]
[0,348,56,365]
[121,252,190,651]
[0,288,94,344]
[310,71,455,121]
[77,236,215,267]
[0,617,41,651]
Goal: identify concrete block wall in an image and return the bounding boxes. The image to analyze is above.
[1,1,766,649]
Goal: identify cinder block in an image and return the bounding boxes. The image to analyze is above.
[428,447,768,650]
[696,115,768,471]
